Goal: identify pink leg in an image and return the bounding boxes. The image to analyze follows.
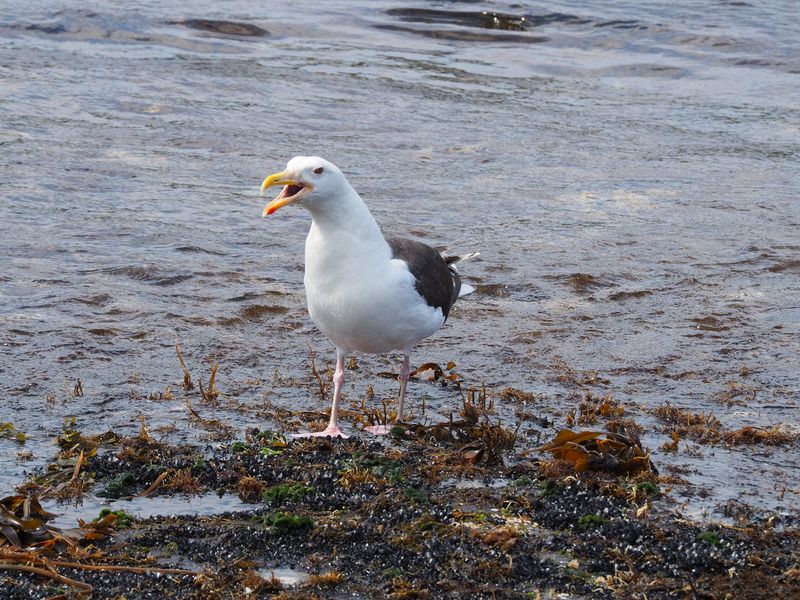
[366,353,411,436]
[396,353,411,421]
[291,349,349,439]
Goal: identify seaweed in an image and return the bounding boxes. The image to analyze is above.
[258,511,315,531]
[535,428,656,475]
[1,422,27,444]
[175,342,194,390]
[94,508,133,529]
[653,404,798,448]
[199,361,221,405]
[261,483,315,505]
[723,425,797,446]
[3,362,798,599]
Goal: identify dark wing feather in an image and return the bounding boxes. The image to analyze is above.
[387,237,461,321]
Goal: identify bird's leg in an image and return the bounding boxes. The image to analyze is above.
[291,349,349,439]
[396,353,411,421]
[366,353,411,436]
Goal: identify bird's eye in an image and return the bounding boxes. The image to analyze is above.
[313,167,324,175]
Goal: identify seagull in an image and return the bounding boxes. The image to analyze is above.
[259,156,476,438]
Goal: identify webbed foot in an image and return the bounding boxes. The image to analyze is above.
[290,426,349,439]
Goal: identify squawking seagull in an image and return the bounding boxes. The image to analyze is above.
[260,156,476,438]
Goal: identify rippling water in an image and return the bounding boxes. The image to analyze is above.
[1,0,798,519]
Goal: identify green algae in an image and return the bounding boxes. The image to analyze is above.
[258,511,315,531]
[261,483,314,505]
[95,508,134,529]
[577,513,606,528]
[0,422,26,444]
[697,531,722,546]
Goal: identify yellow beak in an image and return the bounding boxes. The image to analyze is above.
[259,170,309,217]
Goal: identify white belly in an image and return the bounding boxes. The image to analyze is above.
[304,230,444,354]
[305,261,444,353]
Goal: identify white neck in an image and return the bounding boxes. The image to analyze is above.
[304,182,387,251]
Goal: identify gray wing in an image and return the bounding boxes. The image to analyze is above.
[387,237,461,321]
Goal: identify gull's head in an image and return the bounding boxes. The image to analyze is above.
[259,156,346,217]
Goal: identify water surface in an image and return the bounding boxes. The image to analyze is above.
[1,0,799,520]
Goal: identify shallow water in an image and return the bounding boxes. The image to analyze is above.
[1,0,798,520]
[258,568,310,587]
[43,492,251,530]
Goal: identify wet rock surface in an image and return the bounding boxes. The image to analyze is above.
[2,423,798,599]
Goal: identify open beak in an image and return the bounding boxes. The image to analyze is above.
[259,170,313,217]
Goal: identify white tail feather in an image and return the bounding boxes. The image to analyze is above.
[449,251,479,298]
[458,283,475,297]
[446,251,480,265]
